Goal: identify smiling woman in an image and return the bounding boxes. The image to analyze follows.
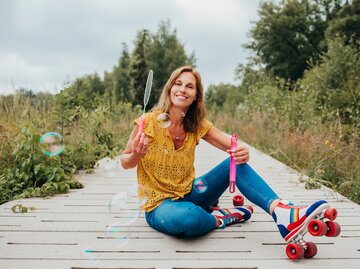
[118,66,340,260]
[155,66,206,134]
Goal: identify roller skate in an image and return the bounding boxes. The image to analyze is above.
[212,205,253,228]
[272,200,341,260]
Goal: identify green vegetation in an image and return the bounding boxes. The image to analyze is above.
[0,20,193,204]
[206,0,359,203]
[1,2,359,205]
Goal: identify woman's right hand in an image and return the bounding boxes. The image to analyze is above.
[120,125,148,169]
[131,132,148,157]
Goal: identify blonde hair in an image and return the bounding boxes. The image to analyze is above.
[154,66,207,133]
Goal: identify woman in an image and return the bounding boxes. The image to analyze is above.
[120,66,333,241]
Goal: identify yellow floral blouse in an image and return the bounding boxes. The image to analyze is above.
[134,111,213,212]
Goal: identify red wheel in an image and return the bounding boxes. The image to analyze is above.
[246,205,254,213]
[325,221,341,237]
[324,208,337,221]
[286,243,304,260]
[303,242,318,258]
[233,195,244,206]
[308,219,327,236]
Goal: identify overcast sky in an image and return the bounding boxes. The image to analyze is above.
[0,0,261,95]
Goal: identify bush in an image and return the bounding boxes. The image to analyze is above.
[302,37,360,128]
[206,37,360,204]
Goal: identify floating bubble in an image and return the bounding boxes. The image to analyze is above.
[128,184,149,208]
[81,245,100,266]
[157,113,171,128]
[104,159,117,177]
[105,223,129,249]
[39,132,64,156]
[114,156,123,171]
[193,178,208,193]
[108,184,148,226]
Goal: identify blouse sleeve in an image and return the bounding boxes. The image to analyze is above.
[196,119,213,144]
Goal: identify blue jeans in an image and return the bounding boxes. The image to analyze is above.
[145,157,279,236]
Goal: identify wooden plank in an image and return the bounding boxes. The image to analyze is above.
[0,140,359,269]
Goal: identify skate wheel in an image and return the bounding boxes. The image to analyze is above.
[308,219,327,236]
[233,195,244,206]
[246,205,254,214]
[324,208,337,221]
[286,243,304,260]
[325,221,341,237]
[303,242,317,258]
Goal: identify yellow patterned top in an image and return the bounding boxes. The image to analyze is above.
[134,111,213,212]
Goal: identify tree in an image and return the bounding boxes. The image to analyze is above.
[58,73,105,111]
[130,30,149,108]
[104,43,133,104]
[145,20,196,109]
[301,37,360,125]
[326,0,360,43]
[113,43,133,103]
[246,0,347,81]
[205,83,244,115]
[55,20,196,111]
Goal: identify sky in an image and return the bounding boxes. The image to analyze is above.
[0,0,261,95]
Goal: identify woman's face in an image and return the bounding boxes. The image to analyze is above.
[170,71,197,109]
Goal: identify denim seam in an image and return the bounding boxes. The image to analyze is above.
[236,172,276,213]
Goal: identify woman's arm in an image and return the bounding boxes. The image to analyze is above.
[202,126,249,164]
[120,124,148,169]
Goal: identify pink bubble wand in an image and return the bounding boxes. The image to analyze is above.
[229,133,237,193]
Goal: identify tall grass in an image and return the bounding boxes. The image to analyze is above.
[206,38,359,204]
[209,111,360,204]
[0,91,139,204]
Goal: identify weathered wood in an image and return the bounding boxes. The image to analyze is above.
[1,141,359,269]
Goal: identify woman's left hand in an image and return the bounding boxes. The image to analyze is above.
[226,145,249,164]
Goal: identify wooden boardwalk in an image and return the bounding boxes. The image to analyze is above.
[1,141,359,269]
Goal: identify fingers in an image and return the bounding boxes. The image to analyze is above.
[227,145,249,164]
[132,132,148,156]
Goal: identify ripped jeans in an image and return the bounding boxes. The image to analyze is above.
[145,157,279,236]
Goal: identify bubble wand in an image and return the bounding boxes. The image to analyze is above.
[229,133,237,193]
[138,70,153,134]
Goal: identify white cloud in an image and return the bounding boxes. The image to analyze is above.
[174,0,251,29]
[0,0,260,94]
[0,52,45,93]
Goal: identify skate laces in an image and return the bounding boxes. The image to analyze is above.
[212,207,252,229]
[220,214,240,228]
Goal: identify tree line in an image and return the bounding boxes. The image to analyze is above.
[208,0,359,129]
[57,20,195,113]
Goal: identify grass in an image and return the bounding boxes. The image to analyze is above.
[209,111,360,204]
[1,91,359,205]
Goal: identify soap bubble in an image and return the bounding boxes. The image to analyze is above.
[81,245,100,266]
[108,185,148,226]
[193,178,208,193]
[105,223,129,248]
[39,132,64,156]
[157,113,171,128]
[104,159,117,177]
